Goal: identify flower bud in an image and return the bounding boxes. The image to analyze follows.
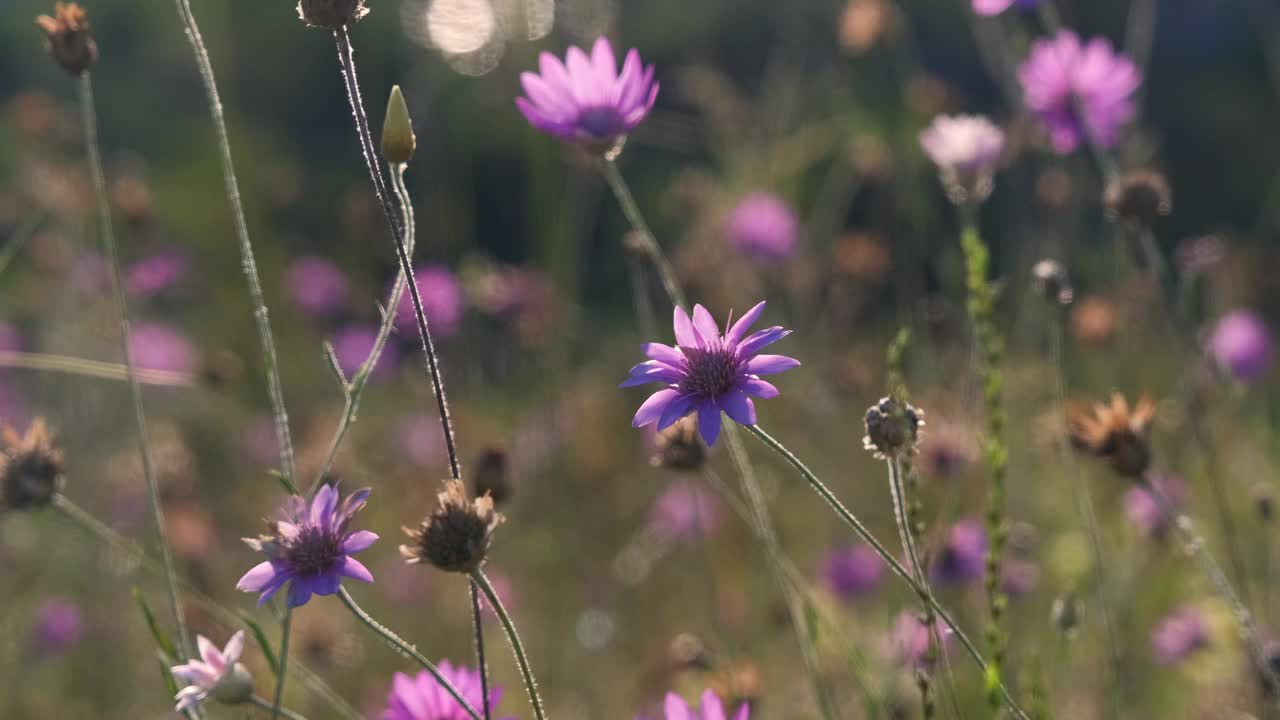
[208,663,254,706]
[863,396,924,460]
[1,419,65,512]
[35,3,98,76]
[381,85,416,165]
[296,0,369,28]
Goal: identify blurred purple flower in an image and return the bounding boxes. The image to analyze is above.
[919,114,1004,176]
[818,543,884,601]
[31,598,83,657]
[972,0,1040,16]
[888,610,949,668]
[516,37,659,147]
[171,631,251,713]
[0,322,21,353]
[932,519,987,586]
[68,252,111,295]
[331,324,399,381]
[286,256,350,317]
[644,690,749,720]
[242,415,282,469]
[384,662,509,720]
[724,192,800,264]
[127,323,196,374]
[396,413,445,468]
[1151,606,1210,664]
[395,266,463,339]
[1124,473,1186,537]
[1209,309,1273,382]
[623,302,800,447]
[236,485,378,608]
[648,482,722,540]
[1018,30,1141,154]
[1001,558,1039,596]
[126,251,188,298]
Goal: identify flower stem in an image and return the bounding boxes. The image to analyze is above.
[472,570,548,720]
[743,423,1032,720]
[337,587,482,720]
[271,609,293,720]
[247,695,310,720]
[470,580,493,720]
[598,158,687,310]
[887,457,935,720]
[79,72,191,664]
[0,351,192,386]
[171,0,296,485]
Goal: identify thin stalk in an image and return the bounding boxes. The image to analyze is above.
[338,587,482,720]
[598,158,687,310]
[0,351,192,386]
[470,581,493,720]
[0,211,43,278]
[743,423,1032,720]
[79,73,191,663]
[472,570,548,720]
[271,609,293,720]
[247,695,310,720]
[171,0,296,484]
[888,457,937,720]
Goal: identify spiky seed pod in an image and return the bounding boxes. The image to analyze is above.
[863,396,924,460]
[1,419,65,511]
[1104,169,1172,227]
[296,0,369,28]
[651,415,706,472]
[401,479,503,573]
[34,3,98,76]
[1067,393,1155,479]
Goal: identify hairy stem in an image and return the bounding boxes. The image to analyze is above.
[888,457,935,720]
[599,158,687,310]
[473,570,549,720]
[271,609,293,720]
[471,580,493,720]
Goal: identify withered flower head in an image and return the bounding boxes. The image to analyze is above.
[296,0,369,28]
[471,447,512,506]
[401,479,503,573]
[651,415,706,472]
[863,396,924,460]
[35,3,98,76]
[1068,392,1155,479]
[1031,259,1074,306]
[1,418,65,511]
[1104,169,1172,227]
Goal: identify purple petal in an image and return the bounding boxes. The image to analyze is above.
[339,556,375,584]
[341,530,379,554]
[737,326,791,357]
[340,487,371,524]
[197,635,223,669]
[700,690,728,720]
[657,393,697,431]
[740,377,780,399]
[673,306,699,348]
[718,390,757,426]
[691,304,721,341]
[664,693,693,720]
[590,36,618,97]
[222,631,245,665]
[725,301,766,346]
[732,705,751,720]
[642,342,686,368]
[310,484,338,529]
[616,49,643,106]
[254,573,290,606]
[633,388,682,427]
[171,661,218,687]
[174,686,207,713]
[621,360,685,388]
[697,400,722,446]
[236,561,282,593]
[286,579,314,608]
[537,51,573,97]
[519,72,575,119]
[313,572,343,597]
[745,354,801,375]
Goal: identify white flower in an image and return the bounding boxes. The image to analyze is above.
[171,631,253,713]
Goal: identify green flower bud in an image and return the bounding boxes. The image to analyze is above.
[381,85,416,165]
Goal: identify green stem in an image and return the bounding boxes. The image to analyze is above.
[79,72,192,664]
[598,158,687,310]
[270,609,293,720]
[247,695,310,720]
[0,351,192,386]
[472,570,548,720]
[888,457,936,720]
[743,423,1031,720]
[338,587,481,720]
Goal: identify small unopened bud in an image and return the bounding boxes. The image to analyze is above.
[297,0,369,28]
[1031,259,1073,306]
[381,85,416,165]
[208,663,254,706]
[1,419,65,512]
[471,447,511,506]
[34,3,98,76]
[1051,592,1080,637]
[863,396,924,460]
[1104,169,1172,227]
[401,479,503,573]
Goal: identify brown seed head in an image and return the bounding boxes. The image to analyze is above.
[1067,392,1155,479]
[1,418,65,511]
[1104,170,1172,227]
[296,0,369,28]
[401,479,503,573]
[863,396,924,460]
[651,415,706,472]
[35,3,98,76]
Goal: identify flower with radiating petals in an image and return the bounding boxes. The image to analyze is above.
[171,631,253,713]
[516,36,659,150]
[1151,606,1210,665]
[724,192,800,263]
[622,302,800,447]
[1018,30,1141,154]
[384,662,509,720]
[395,266,463,338]
[1209,309,1273,383]
[286,256,350,317]
[643,690,750,720]
[236,485,378,608]
[972,0,1040,16]
[818,543,884,601]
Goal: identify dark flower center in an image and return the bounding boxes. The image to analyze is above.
[576,107,624,139]
[286,526,341,577]
[680,344,740,400]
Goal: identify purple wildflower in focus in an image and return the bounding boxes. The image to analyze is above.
[171,631,253,713]
[972,0,1039,16]
[516,36,659,150]
[126,251,188,298]
[127,323,196,374]
[643,690,750,720]
[931,519,987,586]
[31,597,83,657]
[623,302,800,447]
[331,324,399,381]
[286,256,351,317]
[1209,309,1273,383]
[1018,30,1141,154]
[384,662,509,720]
[724,192,800,264]
[647,482,723,541]
[1124,473,1186,538]
[1151,606,1210,665]
[236,485,378,608]
[818,542,884,602]
[395,266,463,339]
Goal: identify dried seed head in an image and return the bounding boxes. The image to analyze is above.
[1067,392,1155,479]
[471,447,511,506]
[863,396,924,460]
[651,415,706,472]
[401,479,503,573]
[1031,259,1073,306]
[1,419,65,511]
[296,0,369,28]
[381,85,416,165]
[34,3,98,76]
[1104,170,1172,227]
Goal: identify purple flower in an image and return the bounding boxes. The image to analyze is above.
[1209,309,1273,383]
[919,114,1005,176]
[127,323,196,374]
[396,413,445,468]
[236,485,378,608]
[724,192,800,263]
[286,256,351,317]
[1124,473,1186,537]
[126,251,188,297]
[644,690,750,720]
[1151,606,1210,665]
[31,598,83,657]
[818,543,884,601]
[931,520,987,586]
[395,266,463,339]
[331,324,399,381]
[1018,30,1141,154]
[384,662,509,720]
[648,482,722,540]
[623,302,800,447]
[972,0,1040,16]
[888,610,949,668]
[516,36,659,147]
[171,631,252,713]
